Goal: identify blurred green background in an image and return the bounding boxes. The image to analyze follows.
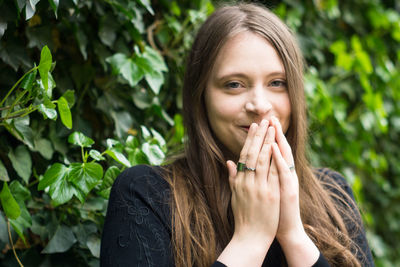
[0,0,399,266]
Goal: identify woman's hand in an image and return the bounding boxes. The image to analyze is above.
[270,116,320,267]
[217,119,280,267]
[229,119,279,244]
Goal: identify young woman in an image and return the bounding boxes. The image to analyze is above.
[100,3,374,267]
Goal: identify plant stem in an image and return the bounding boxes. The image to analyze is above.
[27,179,39,188]
[0,66,38,108]
[5,90,29,118]
[7,220,24,267]
[81,146,86,163]
[0,105,11,111]
[0,106,37,122]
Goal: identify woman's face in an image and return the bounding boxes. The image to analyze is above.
[205,32,291,157]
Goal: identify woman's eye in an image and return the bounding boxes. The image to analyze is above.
[225,81,242,89]
[270,80,286,88]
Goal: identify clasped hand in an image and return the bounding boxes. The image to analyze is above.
[224,117,319,266]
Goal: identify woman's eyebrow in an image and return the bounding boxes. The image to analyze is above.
[215,72,248,81]
[216,71,286,81]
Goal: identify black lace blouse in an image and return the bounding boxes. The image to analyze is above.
[100,165,374,267]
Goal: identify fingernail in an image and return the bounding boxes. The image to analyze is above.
[261,119,267,126]
[268,126,275,133]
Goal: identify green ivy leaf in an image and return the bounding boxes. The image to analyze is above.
[106,53,127,75]
[62,90,75,108]
[141,125,151,140]
[38,104,57,120]
[138,0,154,15]
[150,128,166,148]
[86,234,101,258]
[106,53,144,87]
[129,147,149,165]
[121,59,144,87]
[38,163,81,206]
[34,138,54,160]
[12,117,35,149]
[25,0,39,20]
[132,87,153,109]
[98,15,118,47]
[42,225,77,253]
[89,149,105,161]
[68,132,94,148]
[0,160,9,182]
[48,0,59,18]
[8,145,32,184]
[145,70,164,95]
[142,46,167,72]
[20,70,37,91]
[0,213,8,243]
[110,110,133,138]
[38,45,52,91]
[0,182,21,219]
[105,149,131,167]
[9,205,31,243]
[106,138,124,150]
[58,96,72,129]
[75,26,88,60]
[141,143,165,165]
[68,163,103,195]
[126,135,140,149]
[9,181,31,202]
[101,166,120,190]
[38,163,68,190]
[9,201,32,243]
[38,72,56,98]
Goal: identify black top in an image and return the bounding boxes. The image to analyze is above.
[100,165,374,267]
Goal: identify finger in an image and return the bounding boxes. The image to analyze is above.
[267,154,280,193]
[264,126,275,145]
[255,143,272,185]
[271,116,294,165]
[226,160,237,191]
[271,143,298,190]
[255,126,274,184]
[246,119,269,171]
[238,122,258,164]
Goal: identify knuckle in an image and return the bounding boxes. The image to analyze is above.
[257,155,269,167]
[246,152,256,164]
[239,150,247,161]
[269,168,278,176]
[267,191,279,202]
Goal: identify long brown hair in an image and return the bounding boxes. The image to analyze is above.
[162,3,365,266]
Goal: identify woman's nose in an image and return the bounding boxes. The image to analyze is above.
[244,88,272,115]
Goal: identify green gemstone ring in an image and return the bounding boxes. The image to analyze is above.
[237,162,246,171]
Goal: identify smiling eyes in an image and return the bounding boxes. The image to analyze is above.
[225,81,242,89]
[224,80,287,90]
[269,80,286,88]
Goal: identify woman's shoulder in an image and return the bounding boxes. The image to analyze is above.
[312,167,360,217]
[113,164,168,189]
[313,167,353,197]
[109,164,171,208]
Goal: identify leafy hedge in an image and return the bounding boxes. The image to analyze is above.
[0,0,398,266]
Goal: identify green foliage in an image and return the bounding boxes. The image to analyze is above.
[0,0,209,265]
[0,0,398,266]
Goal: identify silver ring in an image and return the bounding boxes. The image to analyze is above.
[245,166,256,172]
[288,164,295,172]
